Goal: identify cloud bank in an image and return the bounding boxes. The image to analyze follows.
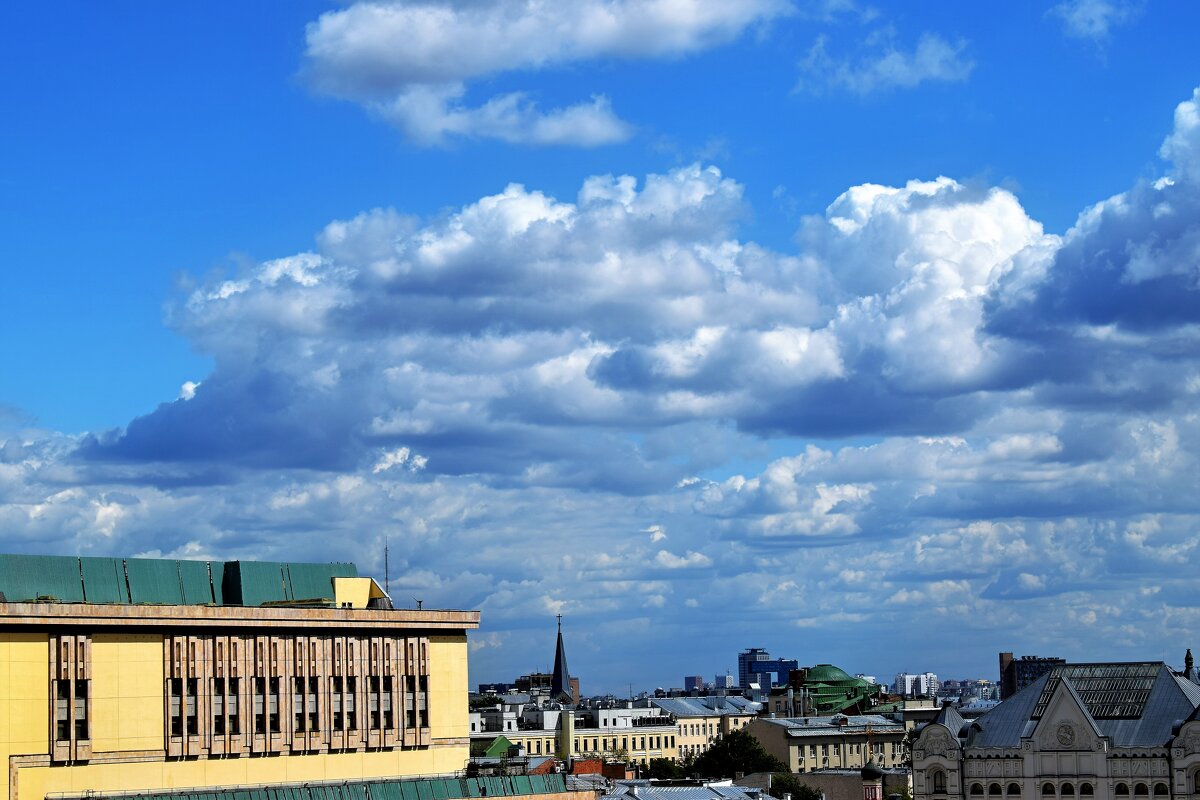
[303,0,788,145]
[5,87,1200,690]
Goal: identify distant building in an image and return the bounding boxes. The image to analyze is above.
[684,675,706,692]
[894,671,939,697]
[767,664,885,716]
[651,695,761,760]
[914,657,1200,800]
[745,714,907,773]
[714,672,734,689]
[999,652,1066,700]
[738,647,799,689]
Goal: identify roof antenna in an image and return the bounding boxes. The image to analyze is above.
[413,597,423,610]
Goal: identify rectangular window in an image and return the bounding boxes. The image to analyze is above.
[229,678,240,735]
[56,682,71,741]
[332,676,345,731]
[268,677,281,733]
[369,676,381,729]
[382,675,394,729]
[74,681,89,741]
[254,677,266,734]
[347,676,358,729]
[185,678,198,735]
[214,679,226,735]
[169,678,183,737]
[294,677,307,732]
[308,676,320,732]
[418,675,428,727]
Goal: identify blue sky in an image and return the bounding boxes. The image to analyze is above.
[3,0,1200,693]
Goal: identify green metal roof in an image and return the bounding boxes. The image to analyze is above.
[0,554,357,608]
[95,777,572,800]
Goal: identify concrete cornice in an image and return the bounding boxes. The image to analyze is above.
[0,601,480,631]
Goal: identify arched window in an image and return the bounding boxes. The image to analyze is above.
[1192,771,1200,795]
[931,771,947,793]
[1154,785,1169,797]
[1080,784,1093,797]
[1043,784,1057,798]
[1063,784,1075,798]
[1009,784,1023,797]
[1135,784,1149,797]
[1116,785,1129,797]
[991,784,1004,797]
[972,784,985,797]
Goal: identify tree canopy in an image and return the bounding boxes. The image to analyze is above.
[690,730,786,779]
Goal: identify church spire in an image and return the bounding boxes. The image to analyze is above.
[1186,648,1197,683]
[551,614,573,704]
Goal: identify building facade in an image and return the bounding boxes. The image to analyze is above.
[913,660,1200,800]
[650,696,761,761]
[738,648,799,690]
[0,554,479,800]
[744,714,907,773]
[999,654,1066,700]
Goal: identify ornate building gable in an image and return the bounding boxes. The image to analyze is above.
[1176,719,1200,757]
[915,722,961,761]
[1028,677,1106,753]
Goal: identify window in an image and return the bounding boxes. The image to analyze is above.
[1080,786,1093,798]
[1116,786,1129,798]
[294,677,307,732]
[992,785,1004,797]
[1062,784,1075,798]
[931,771,947,793]
[75,681,90,740]
[369,676,381,729]
[254,677,266,734]
[169,678,184,737]
[56,681,72,741]
[1043,784,1056,798]
[269,677,281,733]
[332,676,344,731]
[1154,785,1168,798]
[382,675,394,729]
[1136,785,1150,797]
[1009,785,1022,797]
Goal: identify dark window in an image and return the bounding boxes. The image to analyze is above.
[185,678,198,735]
[1009,785,1022,797]
[931,772,947,793]
[74,681,89,741]
[56,682,71,741]
[294,677,306,732]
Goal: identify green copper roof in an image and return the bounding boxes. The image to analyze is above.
[0,553,356,607]
[805,664,856,683]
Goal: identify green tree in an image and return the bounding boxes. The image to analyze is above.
[770,773,823,800]
[646,757,683,779]
[691,730,787,779]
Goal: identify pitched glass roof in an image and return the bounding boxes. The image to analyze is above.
[1032,663,1161,720]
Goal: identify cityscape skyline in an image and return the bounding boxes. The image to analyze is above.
[3,2,1200,696]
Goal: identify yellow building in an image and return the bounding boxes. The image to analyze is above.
[486,722,680,765]
[0,554,481,800]
[649,697,761,761]
[744,714,907,773]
